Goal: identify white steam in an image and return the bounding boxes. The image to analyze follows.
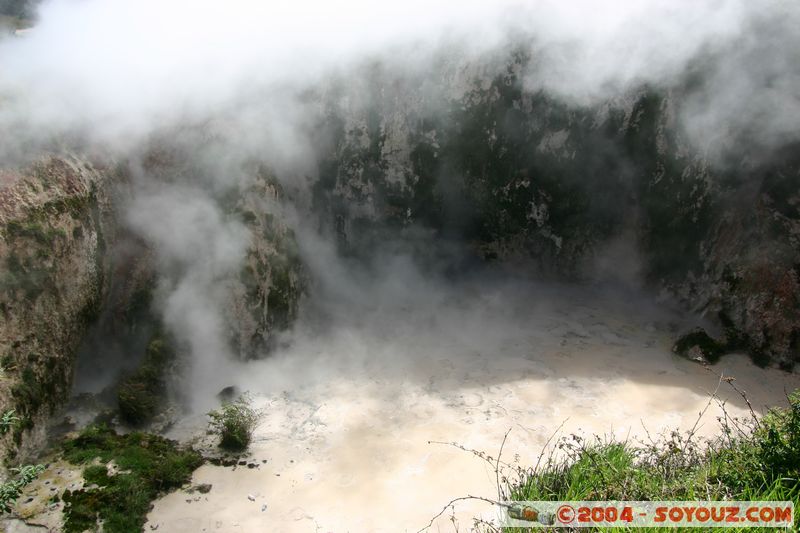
[0,0,798,156]
[125,183,250,408]
[2,0,799,408]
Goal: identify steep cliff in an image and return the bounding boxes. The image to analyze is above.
[0,151,308,457]
[228,166,305,359]
[628,92,800,368]
[135,142,306,363]
[308,51,799,367]
[0,155,118,460]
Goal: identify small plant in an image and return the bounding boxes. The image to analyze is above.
[0,409,20,435]
[0,464,45,513]
[208,396,259,452]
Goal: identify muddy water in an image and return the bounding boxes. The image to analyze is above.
[146,282,800,532]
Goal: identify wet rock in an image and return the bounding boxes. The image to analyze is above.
[208,457,239,467]
[216,386,239,403]
[673,328,726,364]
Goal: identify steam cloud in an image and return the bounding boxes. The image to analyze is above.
[1,0,798,407]
[1,0,798,157]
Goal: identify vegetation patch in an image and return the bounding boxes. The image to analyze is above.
[61,424,202,533]
[207,396,259,452]
[117,333,174,425]
[427,387,800,532]
[0,410,44,512]
[1,253,55,300]
[5,219,66,246]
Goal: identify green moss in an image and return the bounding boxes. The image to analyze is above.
[1,253,55,300]
[5,219,66,246]
[11,366,45,415]
[81,465,110,486]
[116,382,157,426]
[267,259,298,331]
[61,425,202,533]
[117,333,174,425]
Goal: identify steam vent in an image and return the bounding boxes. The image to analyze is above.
[0,1,799,532]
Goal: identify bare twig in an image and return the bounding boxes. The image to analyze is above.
[704,366,760,425]
[682,372,723,454]
[427,440,516,471]
[416,495,509,533]
[495,428,512,501]
[532,418,568,476]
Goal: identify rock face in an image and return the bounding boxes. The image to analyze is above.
[135,143,307,362]
[228,167,305,359]
[0,152,308,456]
[628,93,800,369]
[308,51,799,367]
[0,155,118,460]
[310,55,632,274]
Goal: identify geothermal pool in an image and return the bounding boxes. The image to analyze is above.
[144,279,800,532]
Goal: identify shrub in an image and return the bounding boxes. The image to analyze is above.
[117,380,157,425]
[117,333,173,425]
[208,396,259,452]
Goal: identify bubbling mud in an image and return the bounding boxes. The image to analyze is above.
[146,279,800,532]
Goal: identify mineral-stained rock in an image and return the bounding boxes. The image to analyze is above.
[0,154,122,461]
[226,166,306,359]
[307,51,800,367]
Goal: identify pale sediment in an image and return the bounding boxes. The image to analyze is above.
[146,286,800,532]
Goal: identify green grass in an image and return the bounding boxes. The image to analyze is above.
[207,396,259,452]
[60,424,203,533]
[493,390,800,532]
